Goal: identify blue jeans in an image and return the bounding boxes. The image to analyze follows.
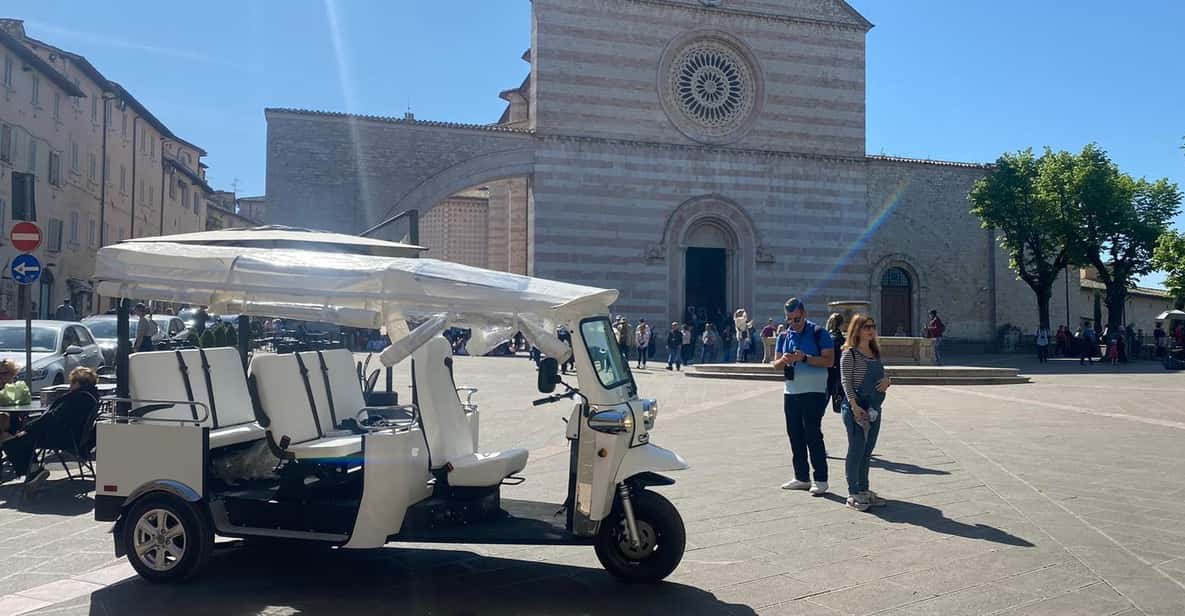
[933,336,943,365]
[667,348,682,369]
[700,344,715,364]
[842,407,881,495]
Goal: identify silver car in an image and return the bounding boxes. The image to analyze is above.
[0,321,104,391]
[82,315,188,365]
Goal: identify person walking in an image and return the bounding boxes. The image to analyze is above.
[825,312,846,414]
[1035,324,1051,363]
[1055,325,1068,357]
[700,323,718,364]
[1080,321,1097,365]
[773,298,834,496]
[53,299,78,321]
[666,322,683,371]
[132,303,159,352]
[614,317,631,364]
[635,319,651,369]
[839,314,890,512]
[924,309,945,365]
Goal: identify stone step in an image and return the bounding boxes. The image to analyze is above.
[685,363,1030,385]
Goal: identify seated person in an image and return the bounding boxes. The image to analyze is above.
[0,359,19,442]
[2,367,100,491]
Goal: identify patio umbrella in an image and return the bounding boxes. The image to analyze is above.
[122,225,426,258]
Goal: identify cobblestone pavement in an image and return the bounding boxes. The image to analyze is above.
[0,353,1181,615]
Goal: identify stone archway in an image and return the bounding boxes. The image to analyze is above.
[870,254,926,336]
[652,195,764,326]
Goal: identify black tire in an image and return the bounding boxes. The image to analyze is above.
[121,492,213,583]
[594,489,685,583]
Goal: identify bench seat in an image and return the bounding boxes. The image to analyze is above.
[249,353,362,460]
[448,450,528,487]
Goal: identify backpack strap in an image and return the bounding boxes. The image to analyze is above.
[293,353,324,439]
[173,351,199,422]
[196,348,220,428]
[315,350,339,429]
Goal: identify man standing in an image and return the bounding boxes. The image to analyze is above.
[772,297,834,496]
[666,322,683,371]
[924,309,945,365]
[53,299,77,321]
[1080,320,1097,365]
[761,318,776,363]
[635,319,651,369]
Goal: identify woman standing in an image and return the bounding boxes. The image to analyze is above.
[635,319,651,369]
[840,314,891,512]
[825,313,846,414]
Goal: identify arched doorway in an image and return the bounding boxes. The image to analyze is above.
[880,267,912,336]
[683,221,731,327]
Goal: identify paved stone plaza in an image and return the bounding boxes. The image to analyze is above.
[0,354,1182,615]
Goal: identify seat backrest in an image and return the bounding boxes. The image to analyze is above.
[249,353,321,445]
[296,349,365,430]
[412,336,474,469]
[130,348,255,428]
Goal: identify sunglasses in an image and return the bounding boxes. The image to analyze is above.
[787,316,804,324]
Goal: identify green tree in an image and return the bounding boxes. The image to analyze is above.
[1067,145,1182,332]
[969,149,1073,330]
[1152,230,1185,308]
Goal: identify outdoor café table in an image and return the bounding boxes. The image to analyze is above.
[0,403,49,432]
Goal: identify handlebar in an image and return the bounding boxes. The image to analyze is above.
[532,387,579,406]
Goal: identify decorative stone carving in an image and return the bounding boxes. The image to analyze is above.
[645,243,667,262]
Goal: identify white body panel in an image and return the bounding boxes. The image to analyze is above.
[96,421,205,499]
[614,444,690,484]
[344,428,433,549]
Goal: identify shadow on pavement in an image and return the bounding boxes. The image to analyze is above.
[86,543,757,616]
[0,477,94,515]
[862,499,1034,547]
[869,456,952,476]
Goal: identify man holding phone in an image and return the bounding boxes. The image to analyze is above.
[772,297,835,496]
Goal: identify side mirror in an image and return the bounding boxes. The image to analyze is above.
[64,345,84,356]
[537,357,561,393]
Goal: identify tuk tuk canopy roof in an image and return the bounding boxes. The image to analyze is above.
[94,241,618,331]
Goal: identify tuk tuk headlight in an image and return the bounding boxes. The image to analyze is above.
[640,399,658,430]
[588,408,634,435]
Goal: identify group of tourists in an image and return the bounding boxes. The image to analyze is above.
[771,297,891,512]
[1035,321,1180,366]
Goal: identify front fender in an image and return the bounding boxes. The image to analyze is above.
[614,443,689,485]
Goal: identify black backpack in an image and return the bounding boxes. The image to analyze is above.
[819,328,843,402]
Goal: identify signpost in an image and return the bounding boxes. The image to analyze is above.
[10,222,42,390]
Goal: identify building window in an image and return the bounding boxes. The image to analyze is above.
[179,183,189,211]
[0,198,6,237]
[48,151,61,187]
[121,110,127,137]
[120,165,126,193]
[0,123,11,162]
[88,152,96,181]
[70,211,79,244]
[31,75,39,106]
[193,192,200,214]
[27,140,36,175]
[181,152,191,168]
[11,172,35,221]
[90,96,98,124]
[103,223,109,245]
[47,218,63,252]
[70,141,79,173]
[53,92,61,122]
[2,55,11,88]
[72,80,81,110]
[148,185,154,206]
[149,139,155,160]
[88,217,96,247]
[139,178,145,203]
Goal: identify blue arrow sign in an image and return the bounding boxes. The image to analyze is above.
[11,253,41,286]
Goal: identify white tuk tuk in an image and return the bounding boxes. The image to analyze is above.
[91,241,688,583]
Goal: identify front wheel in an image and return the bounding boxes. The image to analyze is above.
[121,493,213,583]
[594,489,685,583]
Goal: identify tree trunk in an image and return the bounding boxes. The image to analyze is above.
[1035,288,1052,331]
[1104,282,1127,333]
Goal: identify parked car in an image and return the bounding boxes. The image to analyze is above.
[83,315,187,364]
[177,307,219,333]
[0,321,103,392]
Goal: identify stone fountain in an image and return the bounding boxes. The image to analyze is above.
[825,300,936,365]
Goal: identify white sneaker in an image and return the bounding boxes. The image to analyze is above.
[809,481,829,496]
[781,479,811,491]
[846,494,870,511]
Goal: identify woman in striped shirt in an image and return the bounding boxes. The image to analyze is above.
[840,314,892,512]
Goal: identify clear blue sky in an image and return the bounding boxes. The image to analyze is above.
[7,1,1184,282]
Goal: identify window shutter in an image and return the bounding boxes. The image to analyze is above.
[11,172,35,221]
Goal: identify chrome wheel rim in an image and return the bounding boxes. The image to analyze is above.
[133,508,186,572]
[617,519,658,560]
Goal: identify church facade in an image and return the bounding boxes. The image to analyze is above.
[264,0,1169,344]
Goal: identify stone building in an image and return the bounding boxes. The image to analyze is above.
[264,0,1172,345]
[205,190,262,231]
[0,18,212,317]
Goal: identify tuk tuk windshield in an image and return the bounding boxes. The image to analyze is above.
[580,317,634,391]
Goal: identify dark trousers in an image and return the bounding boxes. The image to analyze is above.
[1,418,59,477]
[637,346,648,368]
[783,392,829,483]
[700,344,715,364]
[842,408,881,494]
[1037,345,1049,363]
[1080,342,1094,364]
[667,348,682,370]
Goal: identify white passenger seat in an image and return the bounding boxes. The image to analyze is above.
[129,348,266,449]
[413,337,527,487]
[249,353,363,460]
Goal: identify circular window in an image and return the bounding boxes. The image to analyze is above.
[660,33,762,144]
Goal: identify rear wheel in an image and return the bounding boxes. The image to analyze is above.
[594,489,685,583]
[122,493,213,583]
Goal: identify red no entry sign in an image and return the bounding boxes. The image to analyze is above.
[10,222,42,252]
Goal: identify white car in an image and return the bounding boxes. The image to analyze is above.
[83,315,188,364]
[0,320,104,392]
